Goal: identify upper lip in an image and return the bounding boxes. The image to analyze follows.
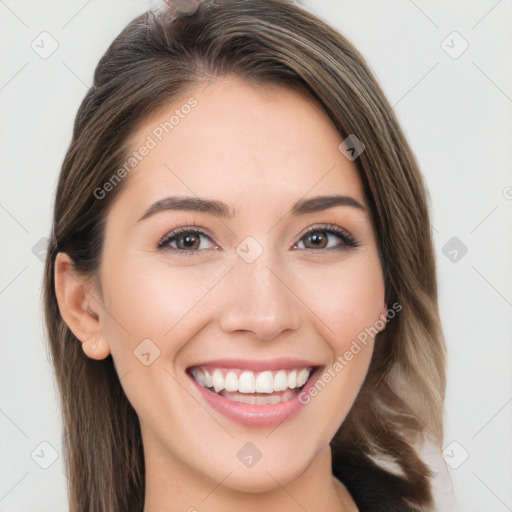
[187,358,323,372]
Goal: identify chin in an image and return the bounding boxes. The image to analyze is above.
[216,460,310,494]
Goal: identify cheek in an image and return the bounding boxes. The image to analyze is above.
[99,245,384,375]
[294,253,385,347]
[98,257,226,361]
[292,256,384,438]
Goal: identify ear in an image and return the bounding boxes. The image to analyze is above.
[54,252,111,360]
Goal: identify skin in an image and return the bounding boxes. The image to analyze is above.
[55,76,387,511]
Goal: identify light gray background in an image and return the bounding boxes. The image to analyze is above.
[1,1,511,510]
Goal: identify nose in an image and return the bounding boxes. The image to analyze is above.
[217,252,302,342]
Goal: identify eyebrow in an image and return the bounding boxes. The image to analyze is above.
[137,194,366,222]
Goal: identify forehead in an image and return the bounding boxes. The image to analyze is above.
[116,76,365,214]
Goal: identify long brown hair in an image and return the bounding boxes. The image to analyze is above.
[43,1,446,510]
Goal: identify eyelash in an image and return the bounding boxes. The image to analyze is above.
[157,223,358,255]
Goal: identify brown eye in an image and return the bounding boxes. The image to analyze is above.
[294,225,358,250]
[303,230,329,249]
[176,232,200,250]
[158,228,217,254]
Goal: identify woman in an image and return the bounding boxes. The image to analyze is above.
[43,0,448,510]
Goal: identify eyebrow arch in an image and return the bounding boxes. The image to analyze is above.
[137,194,366,222]
[291,194,366,215]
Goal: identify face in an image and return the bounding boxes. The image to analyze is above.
[88,77,386,493]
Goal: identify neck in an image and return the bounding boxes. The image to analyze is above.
[142,432,357,512]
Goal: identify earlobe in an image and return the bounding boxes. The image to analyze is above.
[54,252,110,360]
[81,336,111,360]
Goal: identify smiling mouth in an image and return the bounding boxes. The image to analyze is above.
[189,366,317,405]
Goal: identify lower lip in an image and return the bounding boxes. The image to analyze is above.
[189,369,320,427]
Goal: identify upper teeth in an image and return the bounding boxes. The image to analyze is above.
[191,367,312,394]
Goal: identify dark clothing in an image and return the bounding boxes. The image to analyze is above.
[333,458,420,511]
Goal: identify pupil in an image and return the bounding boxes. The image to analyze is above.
[180,234,198,249]
[309,231,326,248]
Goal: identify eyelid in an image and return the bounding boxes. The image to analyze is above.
[293,223,358,249]
[157,225,219,252]
[157,222,358,253]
